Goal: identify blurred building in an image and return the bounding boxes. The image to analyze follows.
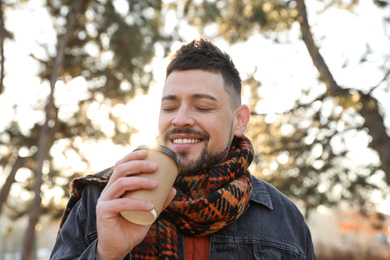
[309,208,390,259]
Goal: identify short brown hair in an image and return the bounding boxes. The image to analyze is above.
[166,38,242,108]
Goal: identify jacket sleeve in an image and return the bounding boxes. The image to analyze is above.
[50,184,132,260]
[50,198,99,259]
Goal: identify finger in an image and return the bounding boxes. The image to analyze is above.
[162,188,177,210]
[110,159,157,180]
[109,150,149,185]
[114,149,147,169]
[97,197,154,218]
[101,176,158,200]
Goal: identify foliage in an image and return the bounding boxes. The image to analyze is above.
[248,96,384,217]
[179,0,299,42]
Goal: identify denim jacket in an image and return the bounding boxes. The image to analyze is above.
[50,176,316,259]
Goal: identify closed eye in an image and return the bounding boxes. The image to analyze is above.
[196,107,213,111]
[162,107,177,112]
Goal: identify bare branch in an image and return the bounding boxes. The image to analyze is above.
[295,0,390,184]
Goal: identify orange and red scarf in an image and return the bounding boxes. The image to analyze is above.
[59,136,254,259]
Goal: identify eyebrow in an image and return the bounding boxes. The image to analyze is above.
[161,94,218,102]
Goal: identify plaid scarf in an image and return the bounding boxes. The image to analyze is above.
[59,136,254,259]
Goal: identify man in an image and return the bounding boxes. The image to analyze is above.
[51,38,316,259]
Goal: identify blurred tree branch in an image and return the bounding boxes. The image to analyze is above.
[0,155,26,215]
[295,0,390,184]
[20,0,87,259]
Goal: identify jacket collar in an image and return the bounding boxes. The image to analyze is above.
[250,176,273,210]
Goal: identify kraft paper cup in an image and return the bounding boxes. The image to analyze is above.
[120,145,180,225]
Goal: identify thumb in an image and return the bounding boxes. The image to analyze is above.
[162,188,177,210]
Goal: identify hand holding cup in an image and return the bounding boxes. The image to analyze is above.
[120,145,180,225]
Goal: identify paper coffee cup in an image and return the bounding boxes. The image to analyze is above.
[120,145,180,225]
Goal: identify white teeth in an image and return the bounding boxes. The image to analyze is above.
[173,139,201,144]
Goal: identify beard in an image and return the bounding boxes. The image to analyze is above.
[163,126,233,175]
[178,144,231,175]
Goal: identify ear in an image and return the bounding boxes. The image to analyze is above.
[233,105,250,137]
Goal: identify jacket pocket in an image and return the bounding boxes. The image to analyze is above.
[211,242,260,260]
[210,240,304,260]
[254,242,305,260]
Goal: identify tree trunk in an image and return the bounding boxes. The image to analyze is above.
[295,0,390,184]
[0,155,25,215]
[20,1,86,259]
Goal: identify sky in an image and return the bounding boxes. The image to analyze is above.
[1,0,390,213]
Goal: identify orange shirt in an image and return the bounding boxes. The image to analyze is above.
[184,236,210,260]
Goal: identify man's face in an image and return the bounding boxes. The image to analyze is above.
[158,70,238,174]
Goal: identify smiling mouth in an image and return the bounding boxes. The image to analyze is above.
[172,138,201,144]
[165,128,208,146]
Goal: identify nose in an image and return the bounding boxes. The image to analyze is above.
[172,106,194,128]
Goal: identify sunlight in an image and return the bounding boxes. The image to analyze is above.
[14,168,33,183]
[126,85,161,147]
[277,153,289,165]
